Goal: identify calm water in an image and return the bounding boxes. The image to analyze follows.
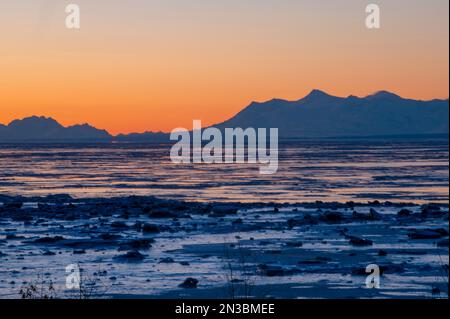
[0,140,448,299]
[0,140,448,203]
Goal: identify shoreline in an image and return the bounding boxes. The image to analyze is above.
[1,193,448,209]
[0,194,448,299]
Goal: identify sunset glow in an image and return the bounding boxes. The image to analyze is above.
[0,0,448,134]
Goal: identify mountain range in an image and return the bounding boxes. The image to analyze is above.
[0,116,112,142]
[1,90,448,142]
[215,90,449,138]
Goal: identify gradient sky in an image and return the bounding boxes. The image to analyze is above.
[0,0,448,134]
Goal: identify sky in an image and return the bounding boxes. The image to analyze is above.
[0,0,448,134]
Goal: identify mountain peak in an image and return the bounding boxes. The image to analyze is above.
[307,89,331,97]
[216,90,448,138]
[8,116,62,129]
[1,116,112,142]
[367,90,401,100]
[300,89,338,103]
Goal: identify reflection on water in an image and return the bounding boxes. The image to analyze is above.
[0,140,448,203]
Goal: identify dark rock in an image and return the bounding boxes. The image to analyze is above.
[421,203,441,211]
[232,218,243,225]
[142,223,160,233]
[148,209,177,219]
[397,209,412,217]
[408,228,448,240]
[5,234,25,240]
[179,278,198,289]
[159,257,175,263]
[42,249,56,256]
[352,209,381,221]
[369,208,382,220]
[37,203,51,211]
[320,211,343,223]
[4,202,23,210]
[315,257,332,262]
[352,211,369,220]
[64,214,77,221]
[437,238,449,247]
[284,241,303,247]
[34,236,65,244]
[111,221,128,229]
[11,214,33,222]
[230,279,244,283]
[347,235,373,246]
[73,250,86,254]
[258,264,286,277]
[119,239,153,251]
[378,250,388,256]
[432,287,441,295]
[298,256,331,264]
[114,250,145,262]
[211,205,238,216]
[287,218,299,229]
[304,214,319,225]
[265,249,282,254]
[422,209,447,218]
[421,204,446,218]
[99,233,122,240]
[63,238,116,249]
[44,194,73,203]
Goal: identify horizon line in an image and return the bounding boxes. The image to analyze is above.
[2,89,449,135]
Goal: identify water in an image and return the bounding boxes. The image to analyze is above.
[0,204,447,299]
[0,140,448,203]
[0,140,448,299]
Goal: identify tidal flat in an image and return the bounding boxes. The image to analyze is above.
[0,195,448,299]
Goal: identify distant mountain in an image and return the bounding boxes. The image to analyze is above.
[213,90,449,138]
[1,90,448,142]
[0,116,112,142]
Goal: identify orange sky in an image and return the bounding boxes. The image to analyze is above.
[0,0,448,134]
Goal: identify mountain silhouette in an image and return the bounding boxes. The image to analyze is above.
[214,90,449,138]
[0,116,112,142]
[0,91,448,142]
